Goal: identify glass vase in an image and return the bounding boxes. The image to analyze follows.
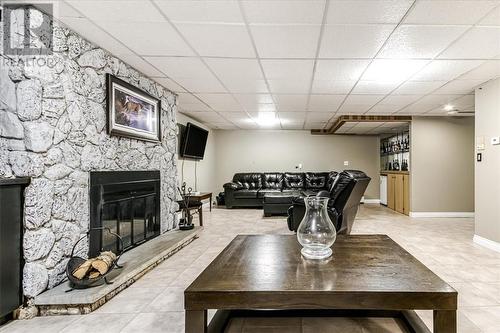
[297,196,336,259]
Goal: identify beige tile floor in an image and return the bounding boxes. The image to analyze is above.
[2,204,500,333]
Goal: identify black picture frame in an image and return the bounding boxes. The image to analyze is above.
[106,74,161,142]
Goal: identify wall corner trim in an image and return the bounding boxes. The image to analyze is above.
[409,212,475,218]
[362,199,381,204]
[473,234,500,253]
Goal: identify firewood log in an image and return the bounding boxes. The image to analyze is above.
[89,270,101,279]
[72,260,93,279]
[91,251,117,275]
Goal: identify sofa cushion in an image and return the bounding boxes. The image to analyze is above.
[262,173,283,190]
[305,172,329,190]
[232,173,262,190]
[283,173,305,189]
[326,171,339,191]
[233,190,259,199]
[257,189,282,198]
[263,192,295,204]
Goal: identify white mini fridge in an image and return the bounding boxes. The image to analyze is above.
[380,175,387,206]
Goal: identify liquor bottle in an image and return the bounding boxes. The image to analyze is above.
[393,159,400,171]
[388,161,393,170]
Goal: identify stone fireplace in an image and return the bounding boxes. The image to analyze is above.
[0,8,179,299]
[89,171,161,257]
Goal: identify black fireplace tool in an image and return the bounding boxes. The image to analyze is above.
[178,183,198,230]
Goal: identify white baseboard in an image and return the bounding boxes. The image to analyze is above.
[473,234,500,253]
[409,212,475,218]
[362,199,381,204]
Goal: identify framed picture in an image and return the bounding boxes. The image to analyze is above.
[106,74,161,142]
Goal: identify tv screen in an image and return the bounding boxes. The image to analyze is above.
[181,122,209,160]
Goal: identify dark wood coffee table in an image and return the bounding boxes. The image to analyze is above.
[184,235,457,333]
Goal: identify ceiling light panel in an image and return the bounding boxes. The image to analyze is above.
[242,0,325,24]
[404,0,498,25]
[319,24,394,58]
[327,0,413,24]
[377,25,467,58]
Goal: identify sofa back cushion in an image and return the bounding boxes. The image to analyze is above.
[283,173,305,189]
[305,172,329,190]
[263,173,283,190]
[232,173,262,190]
[326,171,339,191]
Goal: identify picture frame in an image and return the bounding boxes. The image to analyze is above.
[106,74,161,142]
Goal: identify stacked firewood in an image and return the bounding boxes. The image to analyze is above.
[72,251,117,279]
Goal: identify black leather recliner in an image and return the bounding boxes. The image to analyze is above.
[287,170,371,235]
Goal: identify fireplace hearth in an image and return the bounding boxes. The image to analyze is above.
[89,171,161,257]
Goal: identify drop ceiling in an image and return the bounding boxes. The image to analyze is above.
[46,0,500,130]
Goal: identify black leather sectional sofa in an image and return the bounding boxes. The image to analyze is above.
[223,172,337,209]
[224,170,370,222]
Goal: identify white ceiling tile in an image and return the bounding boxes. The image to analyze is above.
[433,80,485,94]
[439,27,500,59]
[308,95,345,111]
[67,0,166,22]
[222,78,269,93]
[242,0,325,24]
[243,104,277,112]
[56,17,134,56]
[416,94,463,105]
[351,81,400,94]
[405,1,498,25]
[209,123,239,130]
[175,23,255,57]
[153,0,243,23]
[205,58,263,80]
[218,111,250,120]
[178,103,212,112]
[378,25,467,59]
[175,77,227,93]
[315,60,370,81]
[337,104,371,114]
[282,123,305,130]
[189,111,225,122]
[453,95,475,107]
[177,93,202,105]
[458,60,500,80]
[195,93,242,111]
[396,103,438,114]
[279,112,306,120]
[412,60,484,81]
[319,24,394,58]
[311,80,357,94]
[267,79,311,94]
[233,94,274,106]
[381,94,423,105]
[304,122,328,129]
[152,77,186,93]
[145,57,213,79]
[274,94,309,111]
[479,5,500,26]
[52,2,83,18]
[251,25,321,58]
[365,104,403,114]
[306,112,336,121]
[97,21,194,56]
[116,54,164,77]
[327,0,412,24]
[261,60,315,81]
[344,94,386,105]
[362,59,429,83]
[392,81,447,94]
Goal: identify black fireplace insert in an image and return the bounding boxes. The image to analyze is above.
[89,171,161,257]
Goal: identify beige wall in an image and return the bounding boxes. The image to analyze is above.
[213,130,380,199]
[475,79,500,243]
[410,116,475,213]
[176,113,218,195]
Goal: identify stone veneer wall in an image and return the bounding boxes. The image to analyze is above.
[0,9,178,297]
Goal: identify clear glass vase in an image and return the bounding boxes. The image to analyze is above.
[297,196,336,259]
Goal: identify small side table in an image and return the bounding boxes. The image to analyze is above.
[187,192,213,212]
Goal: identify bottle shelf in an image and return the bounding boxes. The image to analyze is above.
[380,149,410,157]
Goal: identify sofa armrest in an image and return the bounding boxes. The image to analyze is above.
[223,182,241,190]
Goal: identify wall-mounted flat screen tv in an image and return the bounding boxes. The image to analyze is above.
[180,122,209,160]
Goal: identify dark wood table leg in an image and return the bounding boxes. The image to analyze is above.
[198,206,203,226]
[210,194,212,212]
[434,310,456,333]
[185,309,207,333]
